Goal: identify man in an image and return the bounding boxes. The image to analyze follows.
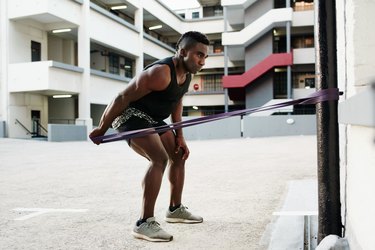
[89,31,209,242]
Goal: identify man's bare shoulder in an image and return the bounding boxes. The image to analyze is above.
[143,63,171,91]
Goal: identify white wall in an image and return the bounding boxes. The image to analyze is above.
[292,10,314,27]
[337,0,375,249]
[144,1,227,35]
[0,0,8,124]
[48,97,76,124]
[90,9,141,57]
[48,36,64,62]
[205,54,236,69]
[293,48,315,64]
[90,74,129,105]
[9,61,82,93]
[9,21,48,63]
[62,40,75,65]
[48,36,75,65]
[8,93,48,138]
[8,0,81,26]
[143,38,174,60]
[183,94,228,106]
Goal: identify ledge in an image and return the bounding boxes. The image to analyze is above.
[339,85,375,127]
[51,61,84,73]
[143,33,175,53]
[90,2,139,33]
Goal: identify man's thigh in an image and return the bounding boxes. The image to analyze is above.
[130,134,168,162]
[160,130,184,161]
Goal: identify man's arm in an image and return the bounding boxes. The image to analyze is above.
[171,98,184,138]
[90,64,171,144]
[171,98,189,160]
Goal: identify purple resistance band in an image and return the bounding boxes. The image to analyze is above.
[90,88,340,144]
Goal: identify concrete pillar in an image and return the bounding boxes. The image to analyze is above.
[286,0,292,99]
[76,0,92,136]
[0,0,9,137]
[134,4,144,75]
[223,6,229,113]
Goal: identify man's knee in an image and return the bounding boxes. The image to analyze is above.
[151,154,169,169]
[169,154,186,167]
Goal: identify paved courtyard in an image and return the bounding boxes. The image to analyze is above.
[0,135,317,249]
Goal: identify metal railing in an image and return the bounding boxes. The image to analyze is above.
[15,119,48,138]
[15,119,32,135]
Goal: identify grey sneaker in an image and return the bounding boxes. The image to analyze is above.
[132,217,173,242]
[165,205,203,223]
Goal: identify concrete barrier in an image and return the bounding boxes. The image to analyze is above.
[243,115,316,138]
[48,115,316,142]
[48,124,87,142]
[0,121,5,138]
[179,116,242,140]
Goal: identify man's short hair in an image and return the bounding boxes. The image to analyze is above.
[176,31,210,51]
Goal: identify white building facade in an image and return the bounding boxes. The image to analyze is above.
[0,0,319,141]
[336,0,375,249]
[1,0,374,248]
[222,0,315,110]
[0,0,235,140]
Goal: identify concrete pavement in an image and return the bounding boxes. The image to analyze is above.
[0,136,318,249]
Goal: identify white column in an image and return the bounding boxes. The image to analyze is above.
[134,3,144,75]
[223,6,229,113]
[0,0,9,137]
[286,0,292,99]
[76,0,92,136]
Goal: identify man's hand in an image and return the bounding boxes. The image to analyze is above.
[175,136,190,160]
[89,128,105,145]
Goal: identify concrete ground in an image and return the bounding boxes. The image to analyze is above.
[0,135,317,250]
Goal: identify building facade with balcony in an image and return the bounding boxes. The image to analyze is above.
[0,0,317,140]
[0,0,238,140]
[222,0,315,114]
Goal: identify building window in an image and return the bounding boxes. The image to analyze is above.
[304,77,315,88]
[293,0,314,11]
[208,41,224,54]
[273,35,286,53]
[274,0,287,8]
[293,73,315,89]
[31,41,41,62]
[213,42,223,53]
[274,35,314,52]
[292,36,315,48]
[124,58,133,78]
[201,74,223,92]
[274,69,287,98]
[203,6,223,17]
[275,0,314,10]
[192,12,200,19]
[109,53,119,74]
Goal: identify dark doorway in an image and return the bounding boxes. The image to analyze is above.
[31,41,41,62]
[31,110,41,136]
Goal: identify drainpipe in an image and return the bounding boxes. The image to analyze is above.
[315,0,342,242]
[286,0,292,99]
[223,6,229,113]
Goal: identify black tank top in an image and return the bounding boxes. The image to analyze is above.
[129,57,191,121]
